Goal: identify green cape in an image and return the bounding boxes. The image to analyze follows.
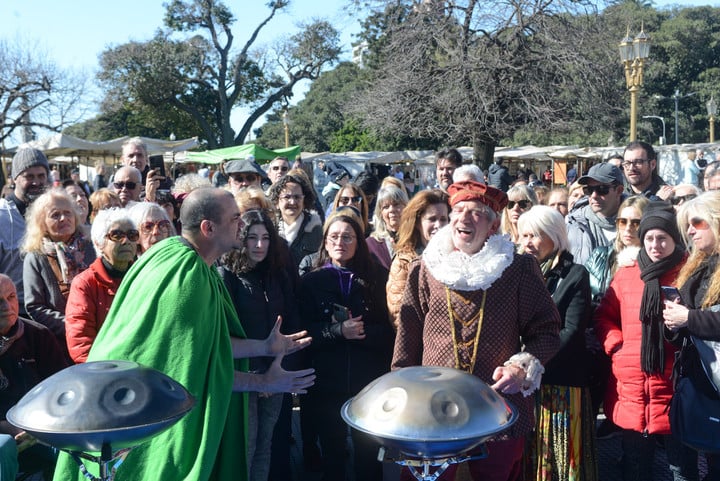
[53,236,248,481]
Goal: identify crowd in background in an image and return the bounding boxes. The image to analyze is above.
[1,138,720,481]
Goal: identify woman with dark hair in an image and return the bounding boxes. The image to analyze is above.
[386,189,449,328]
[218,209,301,481]
[268,173,323,269]
[298,211,395,481]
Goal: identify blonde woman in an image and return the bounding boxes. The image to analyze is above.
[500,184,538,244]
[22,189,95,345]
[366,185,408,270]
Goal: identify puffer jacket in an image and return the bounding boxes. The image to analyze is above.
[386,250,418,330]
[594,260,684,435]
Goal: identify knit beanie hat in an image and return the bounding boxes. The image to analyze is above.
[12,148,49,179]
[639,201,684,248]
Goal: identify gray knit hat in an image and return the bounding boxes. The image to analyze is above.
[12,148,49,179]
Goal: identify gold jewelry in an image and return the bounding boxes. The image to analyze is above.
[446,287,487,372]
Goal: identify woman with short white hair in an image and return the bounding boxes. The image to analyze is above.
[517,205,597,480]
[128,202,176,255]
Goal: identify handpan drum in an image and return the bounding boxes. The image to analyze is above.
[7,360,195,452]
[341,366,517,458]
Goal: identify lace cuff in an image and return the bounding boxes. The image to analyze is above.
[503,352,544,397]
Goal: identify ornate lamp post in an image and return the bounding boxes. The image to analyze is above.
[282,110,290,148]
[619,26,651,141]
[707,96,717,143]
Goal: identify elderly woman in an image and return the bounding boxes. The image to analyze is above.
[663,191,720,479]
[65,208,138,363]
[500,184,538,244]
[268,173,323,269]
[595,203,695,481]
[366,185,409,270]
[517,206,596,481]
[386,189,449,328]
[299,211,395,481]
[393,180,560,481]
[127,202,176,255]
[21,189,95,346]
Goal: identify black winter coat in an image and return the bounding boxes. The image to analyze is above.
[298,262,395,395]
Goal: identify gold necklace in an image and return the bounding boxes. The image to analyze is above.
[446,287,487,372]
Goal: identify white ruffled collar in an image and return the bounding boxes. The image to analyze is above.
[422,225,515,291]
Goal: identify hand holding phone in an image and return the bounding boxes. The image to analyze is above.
[333,303,350,323]
[661,286,682,303]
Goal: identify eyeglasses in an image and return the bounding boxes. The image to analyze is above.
[106,229,140,242]
[582,184,613,196]
[671,194,697,206]
[616,217,641,229]
[271,165,289,172]
[690,218,710,230]
[507,200,531,210]
[339,196,363,205]
[140,220,171,234]
[280,194,304,202]
[113,181,138,190]
[230,174,257,183]
[621,159,649,169]
[327,234,356,245]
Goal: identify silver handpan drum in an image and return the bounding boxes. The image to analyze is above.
[7,360,195,452]
[341,366,517,458]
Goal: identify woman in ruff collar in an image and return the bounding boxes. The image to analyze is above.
[392,180,561,481]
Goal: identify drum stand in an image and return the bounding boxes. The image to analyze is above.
[67,443,133,481]
[378,445,488,481]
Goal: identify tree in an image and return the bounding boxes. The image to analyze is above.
[348,0,608,167]
[93,0,342,148]
[0,37,87,147]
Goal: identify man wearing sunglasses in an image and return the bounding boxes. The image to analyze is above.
[224,158,267,193]
[110,166,143,207]
[621,141,672,201]
[267,156,290,185]
[566,163,626,264]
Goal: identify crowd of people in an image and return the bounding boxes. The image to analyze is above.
[0,138,719,481]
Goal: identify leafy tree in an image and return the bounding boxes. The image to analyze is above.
[0,37,87,146]
[91,0,341,148]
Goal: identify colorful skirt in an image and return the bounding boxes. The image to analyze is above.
[527,384,598,481]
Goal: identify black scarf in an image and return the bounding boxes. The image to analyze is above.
[638,246,685,374]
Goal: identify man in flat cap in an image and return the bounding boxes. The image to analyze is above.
[0,148,49,316]
[225,159,267,193]
[392,180,560,481]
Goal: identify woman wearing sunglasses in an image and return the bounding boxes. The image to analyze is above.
[65,208,138,363]
[21,189,96,350]
[330,182,371,235]
[663,191,720,479]
[500,184,538,244]
[128,202,177,255]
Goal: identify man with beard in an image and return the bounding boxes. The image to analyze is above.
[566,162,626,264]
[434,148,463,192]
[0,148,49,316]
[622,141,672,201]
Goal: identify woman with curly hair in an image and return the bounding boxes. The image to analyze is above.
[22,189,95,347]
[268,173,323,269]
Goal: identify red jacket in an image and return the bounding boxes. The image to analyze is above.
[65,257,123,363]
[594,259,684,435]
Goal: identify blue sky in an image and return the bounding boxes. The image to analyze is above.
[1,0,717,139]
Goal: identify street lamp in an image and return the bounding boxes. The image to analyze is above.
[707,96,717,143]
[619,25,651,141]
[642,115,666,145]
[282,110,290,149]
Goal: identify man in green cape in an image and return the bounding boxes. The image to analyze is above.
[54,188,315,481]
